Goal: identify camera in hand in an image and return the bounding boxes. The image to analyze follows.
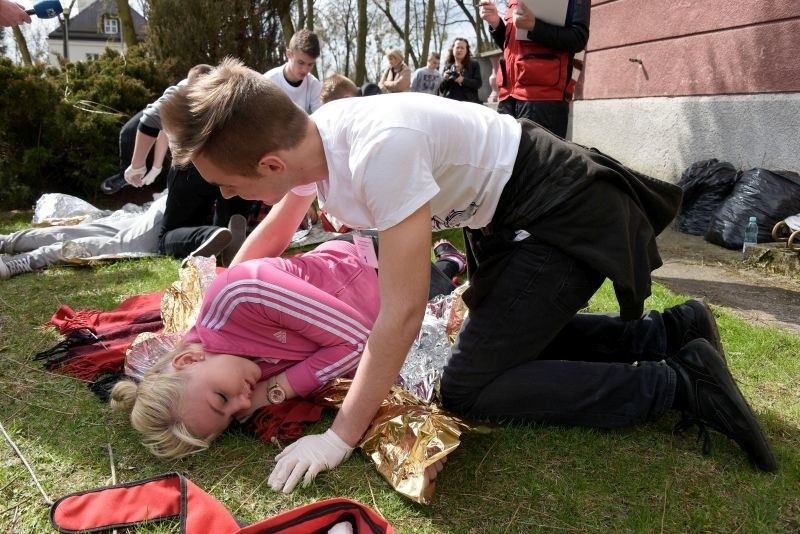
[445,66,460,79]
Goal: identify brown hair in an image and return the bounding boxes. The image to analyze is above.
[289,29,321,59]
[321,74,359,104]
[445,38,473,68]
[187,63,212,82]
[160,57,310,176]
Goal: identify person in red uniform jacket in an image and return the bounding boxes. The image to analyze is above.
[479,0,590,138]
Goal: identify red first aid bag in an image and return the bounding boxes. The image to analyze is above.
[49,472,394,534]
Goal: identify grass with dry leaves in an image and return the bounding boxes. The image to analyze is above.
[1,211,799,533]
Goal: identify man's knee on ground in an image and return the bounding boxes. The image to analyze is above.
[439,368,480,414]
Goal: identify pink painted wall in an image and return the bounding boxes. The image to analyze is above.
[579,0,800,99]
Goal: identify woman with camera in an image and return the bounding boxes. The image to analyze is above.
[439,38,482,103]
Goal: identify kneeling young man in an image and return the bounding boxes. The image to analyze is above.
[160,58,777,493]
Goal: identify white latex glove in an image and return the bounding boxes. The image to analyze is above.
[124,164,147,187]
[268,429,354,494]
[141,166,162,186]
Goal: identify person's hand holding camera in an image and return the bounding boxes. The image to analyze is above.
[444,67,461,84]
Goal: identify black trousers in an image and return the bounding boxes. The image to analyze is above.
[158,164,252,258]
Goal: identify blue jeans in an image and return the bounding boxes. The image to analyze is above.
[440,238,676,429]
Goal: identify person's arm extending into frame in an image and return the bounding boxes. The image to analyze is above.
[228,191,316,265]
[268,203,433,493]
[334,204,432,442]
[141,131,169,186]
[0,0,30,26]
[479,1,506,48]
[125,130,158,187]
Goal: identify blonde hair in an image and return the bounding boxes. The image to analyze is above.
[160,57,309,176]
[110,342,211,459]
[385,48,404,64]
[321,74,358,104]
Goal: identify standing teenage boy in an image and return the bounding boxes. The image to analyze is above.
[410,52,443,95]
[264,29,323,114]
[161,58,777,493]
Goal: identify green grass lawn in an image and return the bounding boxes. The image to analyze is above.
[1,212,798,532]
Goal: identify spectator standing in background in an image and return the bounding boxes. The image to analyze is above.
[479,0,590,138]
[410,52,443,95]
[378,49,411,93]
[263,29,323,114]
[439,38,482,104]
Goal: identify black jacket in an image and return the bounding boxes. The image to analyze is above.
[466,120,682,320]
[439,59,482,103]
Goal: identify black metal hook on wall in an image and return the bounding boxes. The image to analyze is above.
[628,57,649,80]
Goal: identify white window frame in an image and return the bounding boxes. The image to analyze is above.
[103,17,119,35]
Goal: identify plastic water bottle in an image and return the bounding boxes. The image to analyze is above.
[742,216,758,254]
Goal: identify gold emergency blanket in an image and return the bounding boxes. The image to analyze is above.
[314,379,473,505]
[160,256,218,333]
[125,257,217,375]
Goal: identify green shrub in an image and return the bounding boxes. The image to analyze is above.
[0,47,171,209]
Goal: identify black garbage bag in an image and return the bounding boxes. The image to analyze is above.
[705,168,800,249]
[674,159,740,235]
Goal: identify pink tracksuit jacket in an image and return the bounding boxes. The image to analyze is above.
[185,240,380,397]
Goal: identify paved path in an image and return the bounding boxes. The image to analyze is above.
[653,229,800,333]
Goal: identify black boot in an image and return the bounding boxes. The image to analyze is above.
[667,339,777,472]
[662,299,724,359]
[100,173,129,195]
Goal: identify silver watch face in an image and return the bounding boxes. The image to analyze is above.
[268,384,286,404]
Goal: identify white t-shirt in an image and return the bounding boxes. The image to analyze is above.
[311,92,521,232]
[264,65,323,114]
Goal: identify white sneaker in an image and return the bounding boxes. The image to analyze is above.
[0,255,33,279]
[182,227,232,267]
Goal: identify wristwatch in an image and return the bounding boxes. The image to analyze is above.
[267,379,286,404]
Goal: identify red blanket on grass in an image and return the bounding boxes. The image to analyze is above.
[42,291,165,381]
[37,290,323,442]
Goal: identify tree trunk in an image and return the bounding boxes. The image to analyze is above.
[403,0,410,63]
[273,0,295,48]
[116,0,139,49]
[355,0,367,85]
[306,0,314,29]
[421,0,435,67]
